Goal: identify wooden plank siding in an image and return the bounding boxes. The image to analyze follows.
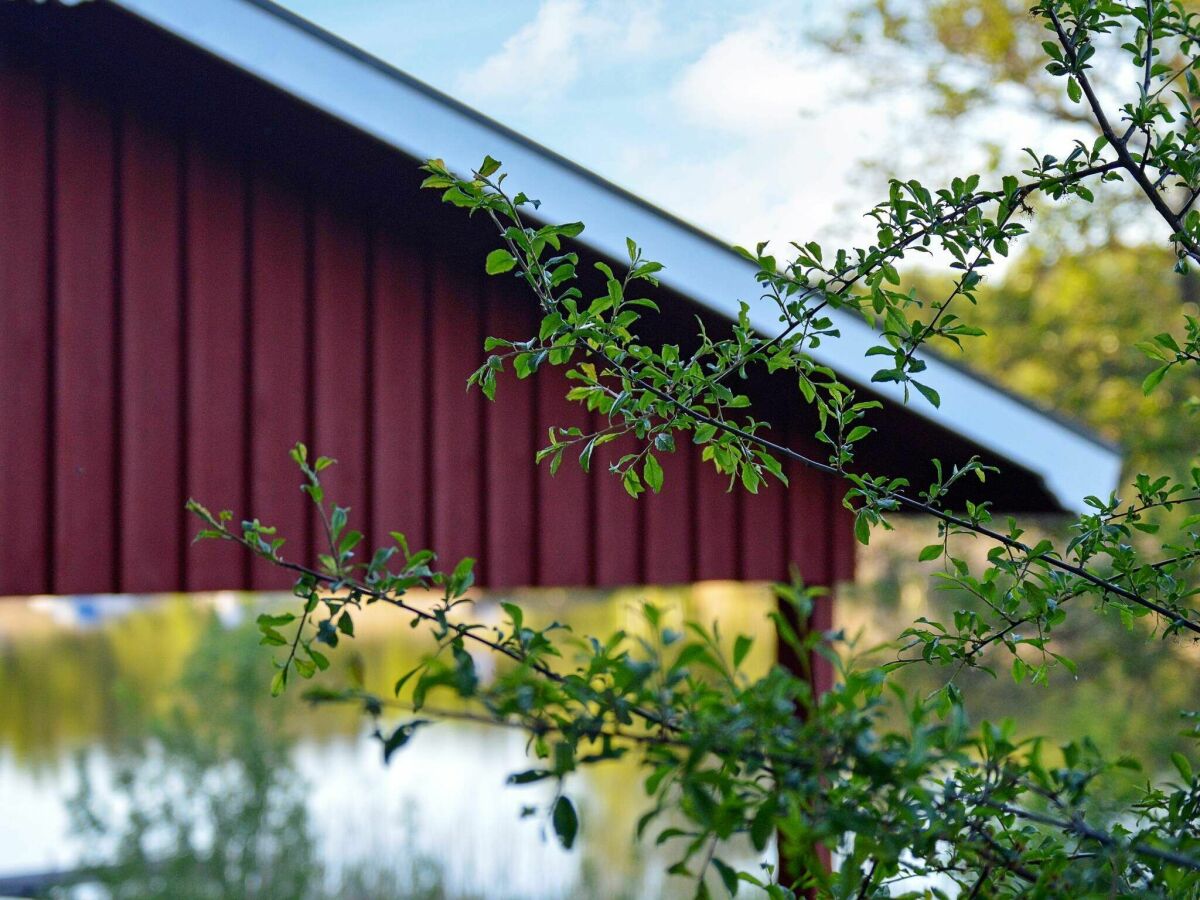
[0,39,853,607]
[183,135,250,590]
[0,49,50,595]
[51,76,118,595]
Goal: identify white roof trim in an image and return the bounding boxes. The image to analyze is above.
[103,0,1122,513]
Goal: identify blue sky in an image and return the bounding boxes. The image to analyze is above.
[274,1,1082,257]
[275,0,929,250]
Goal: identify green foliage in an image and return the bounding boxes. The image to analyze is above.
[187,3,1200,895]
[910,244,1200,477]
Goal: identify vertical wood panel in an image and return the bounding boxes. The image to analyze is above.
[53,82,116,594]
[740,477,786,581]
[787,454,831,587]
[694,459,737,581]
[0,58,49,595]
[312,201,368,563]
[430,254,483,569]
[831,494,856,587]
[249,172,309,588]
[536,368,592,585]
[813,481,854,696]
[643,443,694,584]
[782,453,834,691]
[483,279,537,587]
[184,138,247,590]
[593,433,641,587]
[0,51,855,609]
[119,110,182,591]
[823,490,856,690]
[371,221,428,554]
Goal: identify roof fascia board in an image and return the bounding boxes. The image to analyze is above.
[106,0,1123,512]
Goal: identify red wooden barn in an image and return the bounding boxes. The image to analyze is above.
[0,1,1119,645]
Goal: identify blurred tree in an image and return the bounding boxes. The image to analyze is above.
[829,0,1200,122]
[918,244,1200,476]
[822,2,1200,478]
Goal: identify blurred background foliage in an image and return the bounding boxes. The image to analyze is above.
[818,0,1200,791]
[813,1,1200,474]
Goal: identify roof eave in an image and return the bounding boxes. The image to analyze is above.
[101,0,1124,514]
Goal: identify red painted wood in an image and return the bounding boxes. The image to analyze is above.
[694,457,738,582]
[786,453,836,695]
[483,278,537,588]
[184,137,247,590]
[536,365,592,585]
[643,441,694,585]
[593,432,642,587]
[817,491,856,695]
[787,452,831,588]
[119,109,182,591]
[370,221,428,554]
[0,47,857,612]
[832,494,856,587]
[312,200,368,563]
[53,81,117,595]
[740,474,787,581]
[249,171,309,589]
[430,253,483,570]
[0,57,49,595]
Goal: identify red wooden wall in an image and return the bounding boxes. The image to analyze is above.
[0,22,854,610]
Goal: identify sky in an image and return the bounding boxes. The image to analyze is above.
[275,0,935,251]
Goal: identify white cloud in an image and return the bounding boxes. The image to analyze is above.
[457,0,662,104]
[657,22,901,248]
[670,22,823,134]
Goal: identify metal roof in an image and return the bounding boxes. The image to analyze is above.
[87,0,1123,513]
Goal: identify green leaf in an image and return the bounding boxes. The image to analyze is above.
[644,453,664,493]
[846,425,873,443]
[478,154,501,177]
[913,381,941,408]
[257,612,296,628]
[450,556,476,594]
[441,187,476,208]
[306,646,330,671]
[485,248,518,275]
[854,513,871,545]
[733,634,753,670]
[393,664,422,697]
[507,769,553,785]
[382,719,430,763]
[918,544,943,562]
[270,668,287,697]
[1172,752,1194,783]
[1012,657,1027,684]
[552,796,579,849]
[1142,364,1170,395]
[711,858,739,897]
[749,802,775,851]
[1154,332,1181,352]
[1067,76,1082,103]
[623,467,643,498]
[740,465,760,494]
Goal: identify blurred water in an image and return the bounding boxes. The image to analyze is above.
[0,586,774,899]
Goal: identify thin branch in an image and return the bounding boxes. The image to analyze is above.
[589,345,1200,635]
[1049,8,1200,260]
